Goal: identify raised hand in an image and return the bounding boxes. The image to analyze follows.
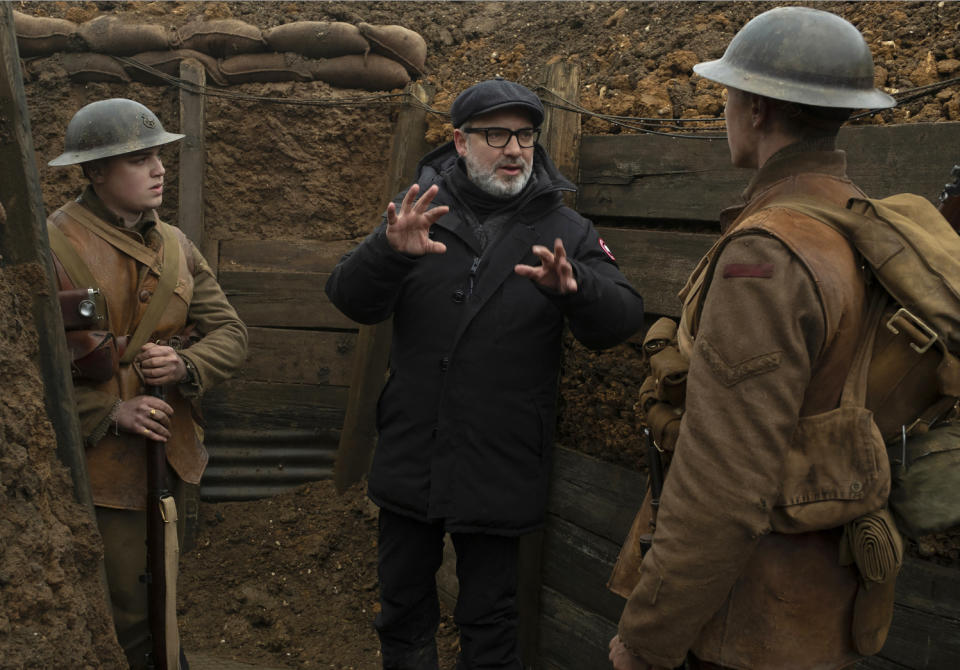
[514,237,578,294]
[386,183,449,256]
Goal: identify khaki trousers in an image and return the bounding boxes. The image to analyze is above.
[95,471,186,669]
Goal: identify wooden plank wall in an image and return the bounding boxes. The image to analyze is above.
[200,238,359,500]
[579,122,960,318]
[541,447,960,669]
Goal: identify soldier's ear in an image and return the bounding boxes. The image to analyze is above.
[83,159,107,183]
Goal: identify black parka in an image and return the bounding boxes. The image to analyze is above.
[326,142,644,534]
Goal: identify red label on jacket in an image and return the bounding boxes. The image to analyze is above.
[599,238,616,261]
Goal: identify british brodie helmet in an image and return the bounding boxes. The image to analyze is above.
[49,98,184,167]
[693,7,896,110]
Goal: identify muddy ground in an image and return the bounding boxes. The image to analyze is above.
[3,1,960,668]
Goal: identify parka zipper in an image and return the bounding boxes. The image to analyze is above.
[467,256,481,298]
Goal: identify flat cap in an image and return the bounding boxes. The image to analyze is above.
[450,77,545,128]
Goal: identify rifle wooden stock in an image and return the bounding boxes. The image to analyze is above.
[145,384,179,670]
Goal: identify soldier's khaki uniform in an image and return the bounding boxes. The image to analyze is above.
[619,143,885,669]
[51,186,247,662]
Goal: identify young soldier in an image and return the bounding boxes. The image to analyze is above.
[610,7,900,670]
[48,98,248,668]
[327,79,644,669]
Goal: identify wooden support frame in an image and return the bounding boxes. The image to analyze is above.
[333,82,434,492]
[178,59,210,263]
[0,4,92,509]
[517,60,582,668]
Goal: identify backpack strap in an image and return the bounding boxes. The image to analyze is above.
[119,222,182,365]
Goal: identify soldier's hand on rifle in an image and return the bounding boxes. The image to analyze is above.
[116,395,174,442]
[386,183,449,256]
[137,342,188,386]
[608,635,652,670]
[515,237,578,294]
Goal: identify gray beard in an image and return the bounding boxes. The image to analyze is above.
[463,151,532,198]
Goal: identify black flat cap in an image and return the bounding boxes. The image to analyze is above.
[450,77,545,128]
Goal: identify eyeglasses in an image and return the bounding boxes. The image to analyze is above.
[462,127,541,148]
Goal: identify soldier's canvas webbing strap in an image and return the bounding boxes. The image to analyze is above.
[46,222,109,321]
[120,222,181,365]
[159,495,181,669]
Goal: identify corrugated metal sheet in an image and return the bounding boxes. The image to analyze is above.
[200,428,338,501]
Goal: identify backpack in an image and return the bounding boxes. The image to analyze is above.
[775,194,960,540]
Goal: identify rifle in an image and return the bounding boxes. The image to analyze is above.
[937,164,960,234]
[144,383,181,670]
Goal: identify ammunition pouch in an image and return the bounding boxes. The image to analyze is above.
[66,330,119,382]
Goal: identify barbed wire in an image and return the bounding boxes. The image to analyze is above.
[118,56,960,139]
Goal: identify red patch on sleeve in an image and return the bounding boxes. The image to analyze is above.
[598,237,616,261]
[723,263,774,278]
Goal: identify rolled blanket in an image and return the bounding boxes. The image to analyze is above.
[840,507,904,583]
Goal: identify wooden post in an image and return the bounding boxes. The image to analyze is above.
[334,82,434,492]
[0,4,93,509]
[516,61,584,669]
[541,61,582,208]
[178,59,210,267]
[177,58,207,551]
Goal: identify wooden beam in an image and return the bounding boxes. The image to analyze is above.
[237,327,356,386]
[597,226,716,318]
[578,122,960,222]
[541,60,581,206]
[0,5,92,509]
[333,81,434,492]
[217,238,360,329]
[177,59,209,264]
[548,446,646,545]
[514,62,585,668]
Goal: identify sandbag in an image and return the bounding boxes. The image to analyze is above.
[57,53,130,84]
[125,49,227,87]
[219,52,313,84]
[176,19,266,57]
[262,21,369,59]
[358,23,427,77]
[308,54,410,92]
[78,15,172,55]
[13,10,81,57]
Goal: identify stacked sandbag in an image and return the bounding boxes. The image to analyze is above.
[30,52,131,84]
[358,23,427,77]
[77,15,173,55]
[262,21,368,58]
[123,50,227,87]
[13,11,427,93]
[174,19,267,57]
[12,12,83,56]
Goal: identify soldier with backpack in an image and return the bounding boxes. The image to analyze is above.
[606,7,942,669]
[48,98,248,668]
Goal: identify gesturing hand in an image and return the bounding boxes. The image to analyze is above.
[514,237,578,294]
[386,183,449,256]
[116,394,175,442]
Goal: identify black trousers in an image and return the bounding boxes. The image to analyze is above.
[375,508,523,670]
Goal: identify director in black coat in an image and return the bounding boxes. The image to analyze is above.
[326,79,644,670]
